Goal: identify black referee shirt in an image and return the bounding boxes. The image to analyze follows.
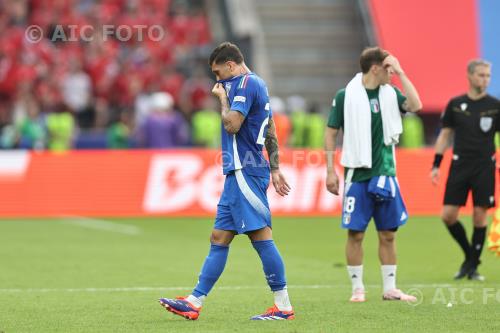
[442,94,500,159]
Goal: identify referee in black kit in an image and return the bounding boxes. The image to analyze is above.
[430,59,500,281]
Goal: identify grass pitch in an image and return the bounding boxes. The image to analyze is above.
[0,216,499,332]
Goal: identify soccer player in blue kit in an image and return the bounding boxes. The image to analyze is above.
[159,42,294,321]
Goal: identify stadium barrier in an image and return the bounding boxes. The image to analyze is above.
[0,149,478,217]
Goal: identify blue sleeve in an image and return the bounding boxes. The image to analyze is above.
[230,75,257,117]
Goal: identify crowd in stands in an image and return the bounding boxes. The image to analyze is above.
[3,0,410,151]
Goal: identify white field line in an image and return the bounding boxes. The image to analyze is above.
[61,216,141,236]
[0,283,486,294]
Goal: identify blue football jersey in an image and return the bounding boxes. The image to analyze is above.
[218,72,272,178]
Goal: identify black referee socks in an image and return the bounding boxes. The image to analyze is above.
[470,226,487,265]
[447,221,470,261]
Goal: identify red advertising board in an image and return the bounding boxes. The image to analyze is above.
[0,149,471,217]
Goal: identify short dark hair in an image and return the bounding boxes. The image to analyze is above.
[209,42,244,66]
[359,47,389,74]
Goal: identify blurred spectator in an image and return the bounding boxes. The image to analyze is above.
[179,65,213,119]
[0,0,220,149]
[287,95,308,148]
[46,104,75,152]
[5,1,29,26]
[94,97,111,129]
[159,64,185,106]
[107,110,132,149]
[191,96,220,148]
[61,59,93,128]
[0,124,16,148]
[133,88,153,127]
[16,100,46,150]
[400,112,425,148]
[269,96,291,147]
[136,92,189,148]
[305,102,325,149]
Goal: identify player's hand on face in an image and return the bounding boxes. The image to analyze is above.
[326,171,339,195]
[211,83,226,99]
[271,169,291,196]
[430,168,440,185]
[383,55,403,75]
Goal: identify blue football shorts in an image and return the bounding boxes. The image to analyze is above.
[214,168,271,234]
[341,177,408,232]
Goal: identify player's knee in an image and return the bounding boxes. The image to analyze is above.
[210,231,232,245]
[473,222,488,229]
[209,232,224,244]
[472,208,488,227]
[347,230,364,243]
[378,231,395,244]
[209,233,218,244]
[472,218,488,228]
[441,213,456,225]
[441,206,459,225]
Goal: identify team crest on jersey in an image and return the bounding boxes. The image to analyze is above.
[460,103,468,111]
[370,99,380,113]
[224,82,232,96]
[480,117,493,132]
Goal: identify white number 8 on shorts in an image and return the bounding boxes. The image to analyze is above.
[344,196,356,214]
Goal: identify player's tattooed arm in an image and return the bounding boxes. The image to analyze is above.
[219,96,244,134]
[265,118,280,170]
[212,83,244,134]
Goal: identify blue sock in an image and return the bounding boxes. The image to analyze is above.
[192,244,229,298]
[252,240,287,291]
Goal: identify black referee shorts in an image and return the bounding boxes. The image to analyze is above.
[443,156,496,208]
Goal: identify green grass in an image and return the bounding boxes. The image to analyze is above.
[0,216,499,332]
